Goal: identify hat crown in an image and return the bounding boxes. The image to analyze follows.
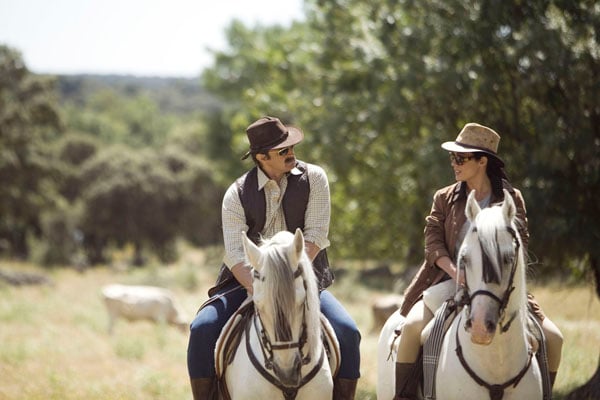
[455,123,500,154]
[246,116,289,151]
[241,116,304,160]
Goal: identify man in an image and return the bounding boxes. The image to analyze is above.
[187,116,361,399]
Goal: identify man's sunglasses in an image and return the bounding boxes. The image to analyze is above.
[276,146,294,156]
[449,152,475,165]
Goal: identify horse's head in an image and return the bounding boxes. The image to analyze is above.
[458,189,523,345]
[242,229,320,387]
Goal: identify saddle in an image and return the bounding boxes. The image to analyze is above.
[215,298,340,399]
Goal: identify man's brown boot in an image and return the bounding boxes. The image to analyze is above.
[333,378,358,400]
[393,362,419,400]
[190,377,216,400]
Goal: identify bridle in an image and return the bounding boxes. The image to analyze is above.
[457,225,520,333]
[455,224,534,400]
[252,265,311,369]
[246,264,324,400]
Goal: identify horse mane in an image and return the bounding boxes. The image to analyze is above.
[258,233,321,360]
[474,205,528,314]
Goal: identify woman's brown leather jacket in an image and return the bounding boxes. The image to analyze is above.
[398,181,536,317]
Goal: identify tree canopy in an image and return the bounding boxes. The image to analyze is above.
[1,0,598,283]
[202,0,599,281]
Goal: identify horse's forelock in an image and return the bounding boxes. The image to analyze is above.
[475,207,512,283]
[261,246,296,341]
[256,233,321,357]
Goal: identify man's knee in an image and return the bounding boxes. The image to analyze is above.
[331,319,361,350]
[189,313,222,348]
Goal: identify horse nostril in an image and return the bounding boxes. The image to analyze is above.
[465,318,473,330]
[485,320,496,333]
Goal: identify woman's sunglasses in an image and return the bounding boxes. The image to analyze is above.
[449,152,475,165]
[276,146,294,157]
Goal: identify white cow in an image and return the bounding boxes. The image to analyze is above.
[101,284,189,334]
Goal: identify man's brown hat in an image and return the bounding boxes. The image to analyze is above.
[241,116,303,160]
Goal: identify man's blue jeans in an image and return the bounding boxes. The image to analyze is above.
[187,282,361,379]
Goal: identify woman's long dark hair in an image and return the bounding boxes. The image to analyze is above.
[473,152,509,198]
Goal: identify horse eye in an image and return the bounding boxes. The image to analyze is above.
[504,254,515,265]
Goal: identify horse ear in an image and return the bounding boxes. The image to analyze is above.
[242,231,261,269]
[465,189,481,222]
[293,228,305,258]
[502,189,517,222]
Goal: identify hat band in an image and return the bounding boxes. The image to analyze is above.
[455,140,497,154]
[250,131,289,152]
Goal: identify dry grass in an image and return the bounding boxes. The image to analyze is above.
[0,255,598,400]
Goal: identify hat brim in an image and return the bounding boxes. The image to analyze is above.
[441,141,504,165]
[241,126,304,160]
[271,126,303,149]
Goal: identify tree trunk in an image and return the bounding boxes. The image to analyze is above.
[592,256,600,298]
[132,242,145,267]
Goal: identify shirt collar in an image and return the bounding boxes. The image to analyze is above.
[256,165,302,191]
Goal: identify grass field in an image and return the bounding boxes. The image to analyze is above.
[1,251,598,399]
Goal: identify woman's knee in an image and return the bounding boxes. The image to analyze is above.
[402,302,431,338]
[542,318,564,350]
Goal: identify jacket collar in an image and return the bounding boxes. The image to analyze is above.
[256,163,303,191]
[451,179,515,206]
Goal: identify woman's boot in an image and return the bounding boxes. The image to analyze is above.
[393,362,419,400]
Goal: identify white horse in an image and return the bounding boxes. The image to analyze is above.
[377,308,413,399]
[435,190,543,399]
[216,229,336,400]
[377,190,544,400]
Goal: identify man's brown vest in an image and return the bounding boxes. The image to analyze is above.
[208,161,333,297]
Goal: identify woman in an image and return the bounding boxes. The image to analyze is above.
[393,123,563,400]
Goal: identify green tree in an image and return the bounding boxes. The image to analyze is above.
[63,89,172,147]
[78,144,223,265]
[160,144,224,247]
[0,45,61,257]
[54,132,100,202]
[79,146,181,264]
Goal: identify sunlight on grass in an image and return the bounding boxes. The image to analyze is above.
[0,257,598,399]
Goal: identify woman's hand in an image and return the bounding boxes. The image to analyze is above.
[435,256,465,286]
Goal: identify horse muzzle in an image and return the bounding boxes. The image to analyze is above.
[273,352,303,388]
[466,302,499,345]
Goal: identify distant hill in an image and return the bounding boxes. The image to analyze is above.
[53,74,221,115]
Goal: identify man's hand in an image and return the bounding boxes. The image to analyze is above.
[231,262,253,295]
[304,241,321,261]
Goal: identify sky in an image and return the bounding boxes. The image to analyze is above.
[0,0,304,78]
